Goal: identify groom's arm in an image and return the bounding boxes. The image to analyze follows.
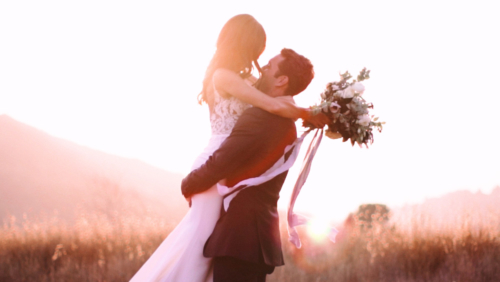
[181,108,295,199]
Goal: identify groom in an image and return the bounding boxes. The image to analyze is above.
[182,48,315,282]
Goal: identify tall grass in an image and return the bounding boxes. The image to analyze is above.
[0,212,175,282]
[1,208,499,282]
[269,211,500,282]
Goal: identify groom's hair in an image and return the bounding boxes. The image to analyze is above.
[275,48,314,96]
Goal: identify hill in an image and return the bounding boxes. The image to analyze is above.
[0,115,188,223]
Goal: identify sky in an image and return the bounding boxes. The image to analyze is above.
[1,0,499,221]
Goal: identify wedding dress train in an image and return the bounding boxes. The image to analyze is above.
[130,90,250,282]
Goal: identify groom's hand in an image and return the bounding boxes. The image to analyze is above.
[182,193,193,207]
[181,183,193,200]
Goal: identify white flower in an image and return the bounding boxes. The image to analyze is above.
[320,92,326,99]
[334,90,344,98]
[342,86,354,98]
[330,84,339,91]
[357,114,371,126]
[351,82,365,94]
[325,130,342,139]
[329,102,341,113]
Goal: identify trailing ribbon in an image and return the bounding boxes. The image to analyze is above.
[217,129,338,248]
[217,131,309,211]
[286,128,338,248]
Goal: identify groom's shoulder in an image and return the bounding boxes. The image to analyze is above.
[238,107,296,137]
[242,107,294,125]
[242,106,267,116]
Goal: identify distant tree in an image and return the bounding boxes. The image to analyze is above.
[341,204,391,238]
[355,204,390,228]
[335,203,391,244]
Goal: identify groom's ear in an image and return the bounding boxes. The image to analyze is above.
[276,75,289,87]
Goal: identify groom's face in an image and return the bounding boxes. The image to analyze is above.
[256,54,285,95]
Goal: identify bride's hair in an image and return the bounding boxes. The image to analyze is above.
[198,14,266,105]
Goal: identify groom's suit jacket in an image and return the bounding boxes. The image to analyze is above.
[181,107,297,267]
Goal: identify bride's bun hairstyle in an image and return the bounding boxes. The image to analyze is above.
[199,14,266,105]
[276,48,315,97]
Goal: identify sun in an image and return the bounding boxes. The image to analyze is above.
[306,217,332,242]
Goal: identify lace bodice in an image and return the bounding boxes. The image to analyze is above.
[210,89,251,135]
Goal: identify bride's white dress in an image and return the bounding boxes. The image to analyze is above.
[130,89,250,282]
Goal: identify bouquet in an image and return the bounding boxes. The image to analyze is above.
[304,68,384,148]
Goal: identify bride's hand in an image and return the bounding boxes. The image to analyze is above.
[272,97,330,127]
[303,110,330,128]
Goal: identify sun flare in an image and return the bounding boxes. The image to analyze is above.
[306,217,332,242]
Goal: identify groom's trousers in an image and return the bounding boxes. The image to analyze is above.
[213,256,275,282]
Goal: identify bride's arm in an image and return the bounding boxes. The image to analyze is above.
[213,68,308,120]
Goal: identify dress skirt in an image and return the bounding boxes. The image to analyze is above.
[130,134,228,282]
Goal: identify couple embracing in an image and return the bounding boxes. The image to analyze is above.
[130,14,327,282]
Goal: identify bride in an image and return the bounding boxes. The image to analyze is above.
[130,14,324,282]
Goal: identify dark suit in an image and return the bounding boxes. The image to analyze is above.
[181,107,296,281]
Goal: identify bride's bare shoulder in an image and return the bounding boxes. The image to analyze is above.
[213,68,236,83]
[212,68,239,99]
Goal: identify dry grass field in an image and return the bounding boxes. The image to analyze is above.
[1,206,499,282]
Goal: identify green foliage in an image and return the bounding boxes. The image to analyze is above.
[357,68,371,82]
